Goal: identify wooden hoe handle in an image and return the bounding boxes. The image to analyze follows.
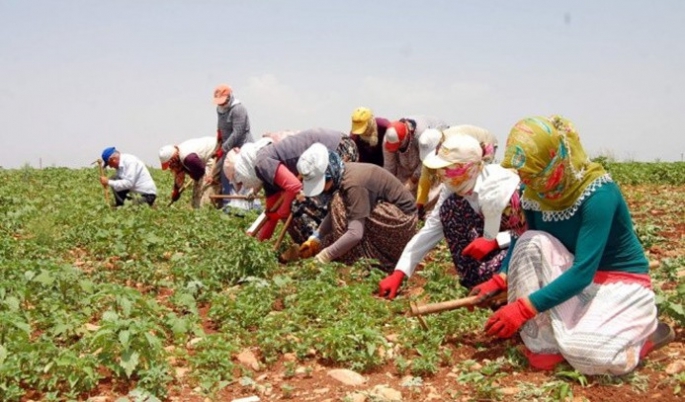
[273,213,293,251]
[410,295,482,317]
[97,159,110,205]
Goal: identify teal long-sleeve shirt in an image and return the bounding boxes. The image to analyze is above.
[500,181,649,313]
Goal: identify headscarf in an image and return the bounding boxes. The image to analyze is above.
[501,115,609,216]
[216,92,237,114]
[223,148,239,183]
[359,118,379,147]
[234,137,273,191]
[324,150,345,192]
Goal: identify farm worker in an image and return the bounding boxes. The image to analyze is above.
[382,115,448,198]
[212,83,254,211]
[297,143,417,270]
[349,106,392,167]
[226,128,358,244]
[415,125,499,219]
[158,136,219,208]
[223,130,300,191]
[471,115,672,374]
[99,147,157,207]
[378,133,524,299]
[262,129,299,143]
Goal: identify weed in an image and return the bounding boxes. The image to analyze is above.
[187,333,239,395]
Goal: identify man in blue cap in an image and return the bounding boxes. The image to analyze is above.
[100,147,157,207]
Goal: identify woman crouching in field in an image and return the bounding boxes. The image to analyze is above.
[224,129,358,244]
[296,143,417,270]
[378,132,525,299]
[470,115,673,374]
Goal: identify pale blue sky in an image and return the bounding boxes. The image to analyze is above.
[1,0,684,168]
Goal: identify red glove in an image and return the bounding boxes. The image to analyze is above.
[213,130,224,159]
[462,237,499,261]
[485,298,536,338]
[469,274,507,297]
[378,271,406,299]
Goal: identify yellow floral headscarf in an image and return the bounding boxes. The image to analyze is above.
[501,115,608,213]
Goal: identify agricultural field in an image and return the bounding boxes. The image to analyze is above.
[0,162,684,402]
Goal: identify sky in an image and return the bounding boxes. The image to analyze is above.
[1,0,684,169]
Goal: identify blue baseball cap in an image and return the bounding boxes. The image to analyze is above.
[101,147,116,167]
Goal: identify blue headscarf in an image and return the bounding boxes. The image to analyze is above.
[325,151,345,192]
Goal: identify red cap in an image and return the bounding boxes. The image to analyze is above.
[384,121,408,152]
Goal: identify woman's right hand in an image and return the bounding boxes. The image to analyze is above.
[298,237,321,258]
[468,274,507,303]
[378,270,406,299]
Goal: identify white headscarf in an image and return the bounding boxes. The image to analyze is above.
[223,148,239,183]
[234,137,273,191]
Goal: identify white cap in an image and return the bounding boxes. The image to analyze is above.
[158,145,176,169]
[297,143,329,197]
[422,133,482,170]
[418,129,443,161]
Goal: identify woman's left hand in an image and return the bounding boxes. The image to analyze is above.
[462,237,499,260]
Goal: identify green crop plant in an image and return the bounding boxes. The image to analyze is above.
[0,163,683,400]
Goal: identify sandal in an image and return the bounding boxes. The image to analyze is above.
[640,320,675,358]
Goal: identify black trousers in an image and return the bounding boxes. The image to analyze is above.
[113,190,156,207]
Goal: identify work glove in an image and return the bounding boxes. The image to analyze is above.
[462,237,500,261]
[299,236,321,259]
[468,274,507,304]
[378,270,406,299]
[171,188,181,202]
[213,130,224,159]
[484,298,536,338]
[417,204,426,221]
[314,248,332,264]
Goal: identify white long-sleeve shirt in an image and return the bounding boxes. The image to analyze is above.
[177,136,217,163]
[395,164,519,278]
[108,153,157,195]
